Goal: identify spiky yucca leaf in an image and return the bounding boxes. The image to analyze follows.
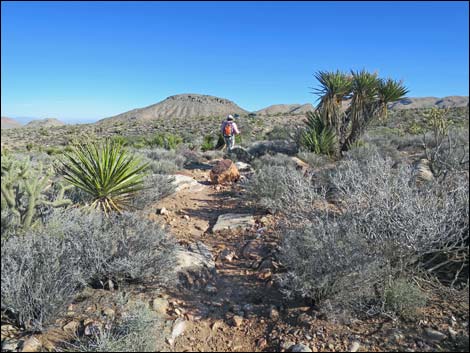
[60,139,148,214]
[302,112,337,156]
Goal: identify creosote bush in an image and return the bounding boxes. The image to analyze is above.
[1,209,176,331]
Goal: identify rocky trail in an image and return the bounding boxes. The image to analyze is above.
[152,164,287,352]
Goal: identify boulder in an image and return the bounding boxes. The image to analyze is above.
[212,213,255,232]
[209,159,240,184]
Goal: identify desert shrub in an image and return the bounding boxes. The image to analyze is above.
[246,163,320,215]
[137,148,185,175]
[248,140,299,158]
[264,126,294,141]
[145,132,183,150]
[60,139,148,213]
[1,209,176,331]
[63,301,166,352]
[1,230,85,330]
[278,152,468,312]
[201,134,216,152]
[297,151,333,169]
[130,174,175,210]
[384,278,426,320]
[251,153,298,170]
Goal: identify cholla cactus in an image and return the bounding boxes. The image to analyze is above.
[1,153,72,230]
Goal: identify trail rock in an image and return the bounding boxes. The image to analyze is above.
[171,318,186,339]
[424,328,447,342]
[235,161,252,172]
[170,174,205,192]
[231,315,244,327]
[349,341,361,352]
[174,242,216,289]
[289,343,313,352]
[209,159,240,184]
[212,213,255,232]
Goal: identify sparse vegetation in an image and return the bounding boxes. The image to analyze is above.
[1,209,176,331]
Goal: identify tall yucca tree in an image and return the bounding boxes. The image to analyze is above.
[312,69,408,155]
[60,139,149,214]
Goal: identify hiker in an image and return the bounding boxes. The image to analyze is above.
[221,115,240,152]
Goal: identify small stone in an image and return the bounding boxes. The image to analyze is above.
[219,249,235,262]
[171,319,187,340]
[231,315,243,327]
[349,341,361,352]
[211,320,223,331]
[152,297,169,315]
[102,307,115,318]
[289,343,313,352]
[424,328,447,342]
[183,215,190,220]
[20,336,41,352]
[204,285,218,294]
[327,342,335,350]
[448,327,458,339]
[62,321,80,335]
[281,341,295,350]
[158,207,169,215]
[269,306,280,320]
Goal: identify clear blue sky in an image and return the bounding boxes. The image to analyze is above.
[1,1,469,123]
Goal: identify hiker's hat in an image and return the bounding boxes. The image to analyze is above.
[227,115,234,121]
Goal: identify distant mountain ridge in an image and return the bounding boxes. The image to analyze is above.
[25,118,66,128]
[387,96,469,110]
[1,117,22,129]
[255,103,314,116]
[99,94,248,123]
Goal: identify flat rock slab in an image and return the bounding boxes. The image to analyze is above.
[170,174,205,192]
[212,213,255,233]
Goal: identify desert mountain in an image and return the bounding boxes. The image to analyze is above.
[25,118,66,128]
[1,117,22,129]
[255,103,314,116]
[100,94,248,123]
[387,96,469,110]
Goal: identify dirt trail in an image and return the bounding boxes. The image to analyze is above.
[152,167,285,352]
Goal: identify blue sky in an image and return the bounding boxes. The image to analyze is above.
[1,1,469,123]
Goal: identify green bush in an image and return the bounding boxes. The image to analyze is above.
[201,135,215,152]
[384,278,426,319]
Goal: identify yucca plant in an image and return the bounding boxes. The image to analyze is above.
[301,111,337,156]
[312,69,408,155]
[60,139,149,214]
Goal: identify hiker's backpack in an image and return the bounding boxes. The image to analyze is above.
[224,122,233,137]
